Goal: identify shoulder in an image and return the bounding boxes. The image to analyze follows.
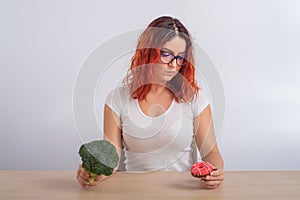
[105,86,131,116]
[191,90,209,104]
[107,86,131,100]
[190,90,210,118]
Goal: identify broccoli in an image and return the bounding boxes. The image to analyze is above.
[78,140,119,185]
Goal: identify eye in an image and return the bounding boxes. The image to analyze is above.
[161,51,172,57]
[177,55,186,65]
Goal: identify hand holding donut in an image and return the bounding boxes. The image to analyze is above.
[190,162,224,189]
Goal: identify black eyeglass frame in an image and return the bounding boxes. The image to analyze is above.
[159,50,187,66]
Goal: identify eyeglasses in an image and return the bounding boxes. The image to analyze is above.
[160,50,186,66]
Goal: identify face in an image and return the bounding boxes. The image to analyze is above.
[153,36,187,85]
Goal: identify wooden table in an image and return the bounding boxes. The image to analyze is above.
[1,171,299,199]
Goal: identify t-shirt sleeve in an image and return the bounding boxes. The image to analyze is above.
[105,87,126,117]
[191,90,210,118]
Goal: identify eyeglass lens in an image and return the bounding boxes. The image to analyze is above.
[160,51,186,66]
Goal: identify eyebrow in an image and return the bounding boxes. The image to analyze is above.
[161,48,186,55]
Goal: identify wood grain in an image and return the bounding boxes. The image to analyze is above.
[0,171,299,199]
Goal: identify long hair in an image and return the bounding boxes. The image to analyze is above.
[123,16,200,102]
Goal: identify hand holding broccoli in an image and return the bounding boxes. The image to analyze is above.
[77,140,119,187]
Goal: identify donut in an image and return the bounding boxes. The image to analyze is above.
[190,161,213,178]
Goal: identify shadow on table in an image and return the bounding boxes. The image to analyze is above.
[167,178,207,190]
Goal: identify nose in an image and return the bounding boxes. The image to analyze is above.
[168,58,177,68]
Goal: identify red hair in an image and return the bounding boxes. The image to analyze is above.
[123,16,199,102]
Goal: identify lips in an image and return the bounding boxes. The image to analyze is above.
[165,71,177,76]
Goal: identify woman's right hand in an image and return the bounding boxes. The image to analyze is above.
[76,164,91,188]
[77,163,116,188]
[76,164,107,188]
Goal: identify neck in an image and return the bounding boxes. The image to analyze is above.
[150,83,168,95]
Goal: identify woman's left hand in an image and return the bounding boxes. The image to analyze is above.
[200,167,224,189]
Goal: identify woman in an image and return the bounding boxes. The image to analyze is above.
[77,16,224,189]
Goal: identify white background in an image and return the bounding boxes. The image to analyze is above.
[1,0,299,171]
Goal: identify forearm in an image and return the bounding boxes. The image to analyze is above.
[202,151,224,169]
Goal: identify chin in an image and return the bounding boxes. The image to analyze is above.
[156,73,178,84]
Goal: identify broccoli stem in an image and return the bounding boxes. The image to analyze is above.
[88,172,97,185]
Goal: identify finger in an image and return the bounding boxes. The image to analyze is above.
[79,170,90,181]
[78,164,89,175]
[76,167,90,188]
[203,183,218,189]
[201,176,224,183]
[80,167,90,179]
[201,174,224,188]
[205,180,221,187]
[210,169,224,177]
[201,180,221,188]
[81,182,89,188]
[78,169,90,183]
[204,174,224,181]
[79,166,88,174]
[77,172,89,184]
[77,174,90,188]
[201,175,224,181]
[204,184,219,189]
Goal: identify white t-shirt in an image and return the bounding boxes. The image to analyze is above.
[105,86,209,172]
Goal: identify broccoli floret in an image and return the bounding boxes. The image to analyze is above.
[78,140,119,185]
